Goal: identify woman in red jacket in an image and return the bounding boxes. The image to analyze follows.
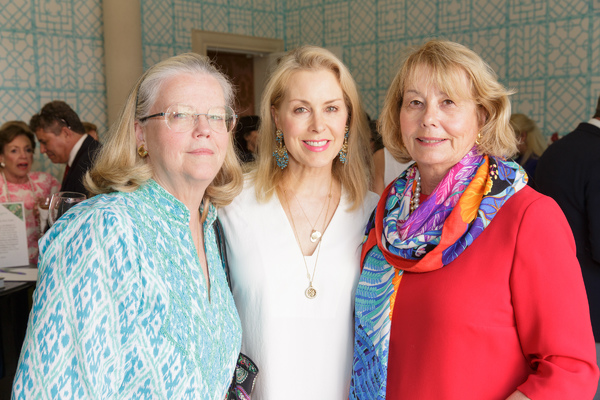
[350,40,599,400]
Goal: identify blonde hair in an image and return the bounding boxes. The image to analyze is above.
[85,53,243,211]
[252,45,372,210]
[380,39,518,163]
[510,113,547,164]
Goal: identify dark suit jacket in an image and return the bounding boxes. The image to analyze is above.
[536,122,600,340]
[61,135,101,196]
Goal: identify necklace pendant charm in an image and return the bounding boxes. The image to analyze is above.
[310,230,322,243]
[305,284,317,299]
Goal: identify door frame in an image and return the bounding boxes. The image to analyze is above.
[192,30,285,111]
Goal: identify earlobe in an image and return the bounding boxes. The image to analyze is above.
[134,121,145,147]
[477,105,488,128]
[271,106,279,130]
[61,126,71,138]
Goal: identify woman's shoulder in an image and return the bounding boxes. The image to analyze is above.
[29,171,60,192]
[500,185,566,226]
[342,187,379,215]
[53,191,140,233]
[83,191,131,210]
[364,190,381,210]
[505,185,553,209]
[29,170,58,183]
[36,192,146,305]
[219,177,279,230]
[224,177,263,209]
[39,192,142,255]
[337,188,379,226]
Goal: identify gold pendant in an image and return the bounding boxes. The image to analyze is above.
[310,230,322,243]
[305,284,317,299]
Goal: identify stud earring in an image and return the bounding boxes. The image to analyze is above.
[338,126,349,164]
[0,161,5,168]
[475,132,482,146]
[273,129,288,169]
[137,144,148,158]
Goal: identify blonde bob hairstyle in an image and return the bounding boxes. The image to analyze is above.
[510,113,547,165]
[379,39,518,164]
[85,52,243,211]
[252,45,372,210]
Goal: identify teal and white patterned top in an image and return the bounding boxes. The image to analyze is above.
[12,180,241,400]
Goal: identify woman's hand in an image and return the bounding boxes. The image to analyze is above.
[506,390,530,400]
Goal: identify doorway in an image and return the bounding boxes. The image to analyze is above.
[207,50,255,116]
[192,30,285,115]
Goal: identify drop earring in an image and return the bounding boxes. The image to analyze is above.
[273,129,289,169]
[137,144,148,158]
[338,126,349,164]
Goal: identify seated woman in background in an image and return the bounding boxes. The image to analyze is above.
[82,121,99,141]
[351,40,598,399]
[510,113,547,189]
[220,45,378,399]
[0,121,59,264]
[234,114,260,164]
[13,53,243,399]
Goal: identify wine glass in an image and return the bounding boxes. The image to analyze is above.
[37,194,52,234]
[48,191,86,227]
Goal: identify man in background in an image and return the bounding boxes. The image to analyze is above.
[30,101,101,196]
[536,95,600,399]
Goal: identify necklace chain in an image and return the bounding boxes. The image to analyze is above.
[281,183,334,299]
[288,179,333,243]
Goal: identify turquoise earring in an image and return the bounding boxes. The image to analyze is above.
[273,129,289,169]
[338,126,349,164]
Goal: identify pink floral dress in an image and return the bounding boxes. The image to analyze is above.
[0,171,60,264]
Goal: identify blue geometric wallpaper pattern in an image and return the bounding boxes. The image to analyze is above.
[277,0,600,138]
[141,0,284,69]
[1,0,599,180]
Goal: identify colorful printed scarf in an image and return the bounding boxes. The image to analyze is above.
[349,147,527,399]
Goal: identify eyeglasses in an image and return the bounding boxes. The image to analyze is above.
[139,104,237,134]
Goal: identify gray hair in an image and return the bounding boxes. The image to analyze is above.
[136,53,235,122]
[85,52,243,211]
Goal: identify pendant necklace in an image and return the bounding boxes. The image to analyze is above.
[282,183,333,299]
[289,179,333,243]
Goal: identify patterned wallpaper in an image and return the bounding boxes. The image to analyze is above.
[281,0,600,138]
[1,0,599,178]
[0,0,105,179]
[140,0,284,68]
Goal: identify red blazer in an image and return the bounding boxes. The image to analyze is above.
[385,186,599,399]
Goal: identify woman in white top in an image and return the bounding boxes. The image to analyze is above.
[219,45,378,399]
[372,146,412,195]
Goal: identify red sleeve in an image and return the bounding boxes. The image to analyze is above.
[511,195,599,399]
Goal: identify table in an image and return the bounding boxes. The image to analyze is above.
[0,281,35,398]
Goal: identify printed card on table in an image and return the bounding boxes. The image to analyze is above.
[0,202,29,268]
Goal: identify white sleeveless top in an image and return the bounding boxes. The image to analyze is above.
[219,181,379,400]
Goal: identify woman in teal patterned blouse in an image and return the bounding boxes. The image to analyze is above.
[12,53,244,399]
